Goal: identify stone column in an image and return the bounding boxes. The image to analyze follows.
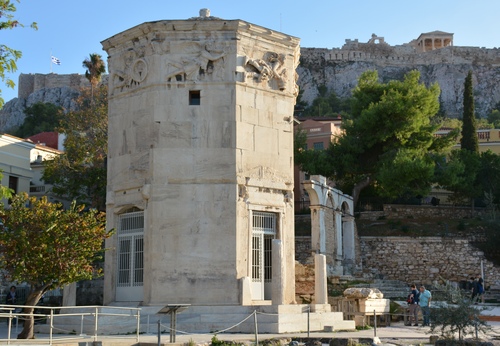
[331,208,343,275]
[310,206,326,254]
[314,254,328,304]
[272,239,285,305]
[335,209,343,259]
[342,216,355,261]
[342,216,356,275]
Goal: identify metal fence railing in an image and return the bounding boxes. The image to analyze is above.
[0,304,141,345]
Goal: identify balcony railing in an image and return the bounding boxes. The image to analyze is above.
[30,185,46,193]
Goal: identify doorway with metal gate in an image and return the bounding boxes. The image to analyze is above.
[116,210,144,302]
[251,211,277,301]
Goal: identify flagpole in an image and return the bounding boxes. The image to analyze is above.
[50,49,52,73]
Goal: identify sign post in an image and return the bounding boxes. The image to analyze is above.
[158,304,191,343]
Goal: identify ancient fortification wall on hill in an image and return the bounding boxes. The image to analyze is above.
[18,73,92,99]
[0,74,108,132]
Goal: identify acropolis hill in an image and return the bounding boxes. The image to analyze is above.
[1,30,500,131]
[298,31,500,118]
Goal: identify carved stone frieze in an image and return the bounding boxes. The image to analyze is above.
[110,48,149,95]
[244,51,288,91]
[165,41,226,82]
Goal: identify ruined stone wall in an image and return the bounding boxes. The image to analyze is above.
[295,236,312,263]
[303,46,500,66]
[358,204,486,221]
[359,236,500,286]
[296,235,500,286]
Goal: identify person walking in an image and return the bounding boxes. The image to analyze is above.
[419,285,432,326]
[408,284,420,326]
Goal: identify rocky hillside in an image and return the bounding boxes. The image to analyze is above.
[0,87,79,132]
[298,46,500,118]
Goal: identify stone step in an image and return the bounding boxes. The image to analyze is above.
[35,305,354,335]
[373,279,407,286]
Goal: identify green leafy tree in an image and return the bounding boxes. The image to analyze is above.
[487,109,500,129]
[438,117,462,130]
[13,102,63,138]
[0,171,13,201]
[436,149,482,207]
[0,0,37,107]
[430,281,490,340]
[296,70,458,205]
[436,149,500,209]
[82,53,106,99]
[0,193,111,339]
[476,118,493,130]
[294,128,335,175]
[477,150,500,206]
[461,71,479,152]
[300,85,350,118]
[474,220,500,265]
[43,86,107,210]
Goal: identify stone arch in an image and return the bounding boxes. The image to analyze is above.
[303,175,357,275]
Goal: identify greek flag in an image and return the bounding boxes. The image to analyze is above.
[51,56,61,65]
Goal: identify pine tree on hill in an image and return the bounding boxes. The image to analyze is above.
[460,71,479,152]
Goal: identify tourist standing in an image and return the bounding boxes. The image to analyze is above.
[408,284,420,326]
[419,286,432,326]
[5,286,16,305]
[477,276,485,304]
[471,277,480,303]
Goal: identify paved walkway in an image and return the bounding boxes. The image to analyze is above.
[2,305,500,344]
[0,321,499,345]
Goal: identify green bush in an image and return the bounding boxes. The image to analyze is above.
[429,282,490,340]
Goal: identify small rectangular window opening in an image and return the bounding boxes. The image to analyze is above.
[189,90,201,105]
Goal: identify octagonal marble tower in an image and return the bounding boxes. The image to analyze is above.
[102,10,300,307]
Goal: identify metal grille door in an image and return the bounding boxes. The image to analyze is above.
[116,211,144,301]
[251,212,276,300]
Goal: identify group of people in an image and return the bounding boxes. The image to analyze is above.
[407,275,485,327]
[407,285,432,327]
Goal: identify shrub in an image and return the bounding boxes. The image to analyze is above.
[429,281,490,340]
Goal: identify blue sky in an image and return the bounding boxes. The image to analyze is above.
[3,0,500,102]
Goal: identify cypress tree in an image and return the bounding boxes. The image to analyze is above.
[461,71,479,152]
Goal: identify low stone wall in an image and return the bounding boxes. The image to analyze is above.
[295,236,312,264]
[360,236,500,286]
[358,204,486,221]
[295,234,500,287]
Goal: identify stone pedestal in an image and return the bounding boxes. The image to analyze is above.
[62,283,76,306]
